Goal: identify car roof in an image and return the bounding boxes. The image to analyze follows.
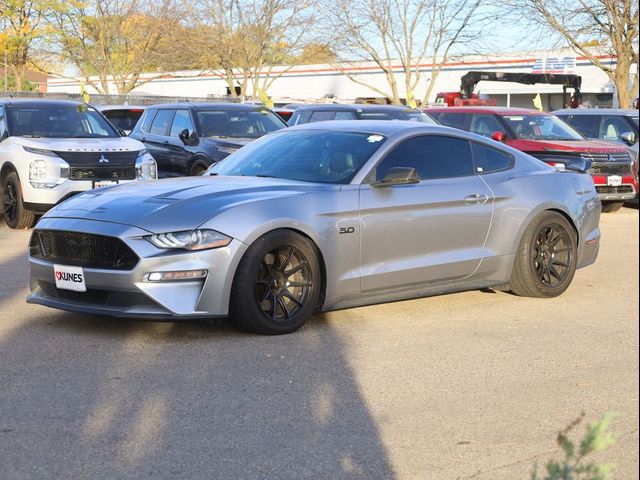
[553,108,639,116]
[0,99,87,108]
[295,104,423,113]
[97,105,146,111]
[288,119,453,136]
[145,102,269,110]
[426,106,549,116]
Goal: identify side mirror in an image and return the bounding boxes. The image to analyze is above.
[372,167,421,188]
[179,128,192,144]
[491,131,506,142]
[620,131,636,146]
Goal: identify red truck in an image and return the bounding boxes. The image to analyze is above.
[427,106,638,212]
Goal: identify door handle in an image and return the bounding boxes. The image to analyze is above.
[464,193,489,205]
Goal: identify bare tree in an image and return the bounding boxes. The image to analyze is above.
[326,0,486,105]
[509,0,638,108]
[46,0,185,94]
[195,0,318,99]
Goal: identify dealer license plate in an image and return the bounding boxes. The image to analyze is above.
[93,180,119,189]
[54,264,87,292]
[607,175,622,187]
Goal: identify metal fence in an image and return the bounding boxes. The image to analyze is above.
[0,91,242,106]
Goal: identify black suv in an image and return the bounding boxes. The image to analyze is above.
[287,104,437,126]
[130,103,287,177]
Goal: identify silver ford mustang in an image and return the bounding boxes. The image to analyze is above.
[27,121,601,334]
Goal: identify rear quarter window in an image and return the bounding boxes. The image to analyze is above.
[438,113,468,130]
[141,110,157,133]
[471,142,514,174]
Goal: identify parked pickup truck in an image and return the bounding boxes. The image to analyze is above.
[427,106,637,212]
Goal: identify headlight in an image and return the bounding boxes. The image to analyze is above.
[146,229,232,250]
[23,146,58,156]
[135,150,158,180]
[29,160,47,180]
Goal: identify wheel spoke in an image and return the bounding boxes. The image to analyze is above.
[282,291,303,309]
[276,295,290,319]
[285,261,308,277]
[551,259,570,268]
[548,265,562,281]
[279,248,294,272]
[269,292,277,318]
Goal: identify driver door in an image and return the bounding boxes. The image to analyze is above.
[359,134,493,292]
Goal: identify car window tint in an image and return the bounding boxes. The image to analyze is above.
[469,114,504,138]
[471,142,514,174]
[438,113,467,130]
[599,115,632,141]
[559,115,598,138]
[103,110,144,132]
[375,135,474,181]
[141,110,156,133]
[149,109,174,136]
[334,111,356,120]
[308,111,335,123]
[170,110,195,138]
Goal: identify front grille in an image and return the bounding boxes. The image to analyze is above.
[69,166,135,181]
[581,152,630,162]
[54,150,139,166]
[589,162,632,176]
[595,185,635,194]
[30,230,139,270]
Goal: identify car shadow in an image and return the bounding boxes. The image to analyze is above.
[0,302,396,479]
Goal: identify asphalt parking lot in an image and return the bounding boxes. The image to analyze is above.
[0,207,638,480]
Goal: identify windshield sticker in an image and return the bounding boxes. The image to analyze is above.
[367,135,384,143]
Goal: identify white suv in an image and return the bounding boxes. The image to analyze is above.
[0,100,157,228]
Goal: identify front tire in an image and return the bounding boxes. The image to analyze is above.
[230,230,321,334]
[2,172,35,229]
[509,211,577,298]
[601,201,624,213]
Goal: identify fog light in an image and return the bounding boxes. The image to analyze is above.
[143,269,208,282]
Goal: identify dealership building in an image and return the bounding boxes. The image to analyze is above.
[46,48,635,111]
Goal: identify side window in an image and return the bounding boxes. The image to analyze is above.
[149,109,175,136]
[141,109,156,133]
[471,142,514,174]
[469,114,504,137]
[170,110,195,138]
[375,135,474,181]
[291,110,311,125]
[0,107,6,139]
[563,115,598,138]
[438,113,467,130]
[308,111,335,123]
[334,111,357,120]
[599,115,631,141]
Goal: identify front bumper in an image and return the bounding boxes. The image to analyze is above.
[592,175,637,202]
[22,178,137,210]
[27,218,247,319]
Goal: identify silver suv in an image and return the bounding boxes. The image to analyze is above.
[0,100,157,228]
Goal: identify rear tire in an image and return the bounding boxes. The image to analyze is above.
[510,211,577,298]
[601,201,624,213]
[2,172,36,229]
[230,230,321,334]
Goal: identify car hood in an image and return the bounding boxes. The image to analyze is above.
[508,138,628,153]
[13,136,144,152]
[45,176,336,233]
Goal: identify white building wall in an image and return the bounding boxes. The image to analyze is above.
[47,48,619,106]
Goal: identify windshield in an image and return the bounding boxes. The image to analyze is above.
[102,109,144,132]
[196,109,285,139]
[630,116,639,128]
[501,114,584,141]
[358,110,436,123]
[209,130,386,184]
[6,104,119,138]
